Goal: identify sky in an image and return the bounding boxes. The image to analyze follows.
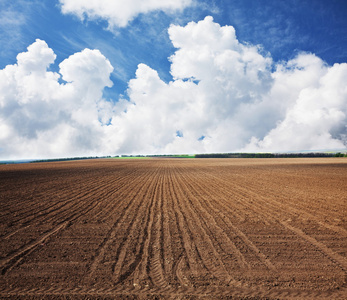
[0,0,347,159]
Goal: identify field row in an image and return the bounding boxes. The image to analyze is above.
[0,158,346,298]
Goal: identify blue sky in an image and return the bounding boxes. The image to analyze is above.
[2,0,346,96]
[0,0,347,158]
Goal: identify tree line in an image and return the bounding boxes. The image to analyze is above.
[195,152,347,158]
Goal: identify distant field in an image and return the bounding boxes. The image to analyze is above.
[0,158,346,299]
[113,155,195,159]
[112,156,152,159]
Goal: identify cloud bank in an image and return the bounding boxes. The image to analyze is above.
[1,17,346,159]
[59,0,192,29]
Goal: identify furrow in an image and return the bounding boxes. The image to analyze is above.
[165,165,192,288]
[1,174,100,225]
[205,168,347,236]
[131,168,162,289]
[0,221,69,275]
[88,167,156,278]
[281,221,347,272]
[180,167,276,271]
[172,167,238,285]
[111,168,160,285]
[168,166,207,283]
[147,168,169,289]
[177,168,251,270]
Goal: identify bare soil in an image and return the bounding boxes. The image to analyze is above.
[0,158,346,299]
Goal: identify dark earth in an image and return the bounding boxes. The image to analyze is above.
[0,158,346,299]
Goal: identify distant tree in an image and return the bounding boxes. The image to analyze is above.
[335,152,344,157]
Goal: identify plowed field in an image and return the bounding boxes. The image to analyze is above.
[0,158,346,299]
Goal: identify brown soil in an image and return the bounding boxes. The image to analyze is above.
[0,158,346,299]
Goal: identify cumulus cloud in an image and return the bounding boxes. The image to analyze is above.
[243,60,347,152]
[0,39,114,159]
[59,0,192,29]
[110,16,346,154]
[1,17,346,159]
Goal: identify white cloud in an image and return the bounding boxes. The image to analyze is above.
[115,16,276,154]
[112,16,346,154]
[243,60,347,152]
[0,39,115,159]
[1,17,346,159]
[59,0,192,29]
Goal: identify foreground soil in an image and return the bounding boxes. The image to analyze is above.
[0,158,346,299]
